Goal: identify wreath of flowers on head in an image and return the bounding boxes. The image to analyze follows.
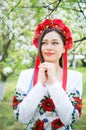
[33,19,73,50]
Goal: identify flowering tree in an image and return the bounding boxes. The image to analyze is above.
[0,0,86,100]
[0,0,39,100]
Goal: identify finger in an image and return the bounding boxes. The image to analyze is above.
[38,65,48,70]
[39,63,49,68]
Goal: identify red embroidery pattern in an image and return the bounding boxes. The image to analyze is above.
[42,98,55,112]
[74,97,82,116]
[12,96,21,109]
[34,119,44,130]
[51,118,64,129]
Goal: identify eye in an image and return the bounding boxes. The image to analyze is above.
[42,41,48,45]
[52,41,59,45]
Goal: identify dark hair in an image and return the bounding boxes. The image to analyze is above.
[38,28,66,67]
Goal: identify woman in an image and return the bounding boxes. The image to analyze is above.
[12,19,82,130]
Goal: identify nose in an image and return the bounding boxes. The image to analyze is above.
[46,43,52,50]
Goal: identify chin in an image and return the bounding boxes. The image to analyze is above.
[44,59,54,63]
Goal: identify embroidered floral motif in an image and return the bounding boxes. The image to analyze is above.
[74,97,82,115]
[42,98,55,112]
[32,119,45,130]
[51,118,64,129]
[38,95,56,115]
[68,90,82,123]
[13,88,82,129]
[12,96,21,109]
[12,89,23,110]
[69,90,82,116]
[72,107,79,123]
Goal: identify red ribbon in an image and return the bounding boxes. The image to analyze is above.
[33,55,40,86]
[62,51,67,91]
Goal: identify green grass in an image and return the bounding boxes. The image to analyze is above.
[0,77,26,130]
[0,67,86,130]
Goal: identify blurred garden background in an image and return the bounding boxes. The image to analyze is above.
[0,0,86,129]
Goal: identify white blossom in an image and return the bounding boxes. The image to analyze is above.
[29,45,37,52]
[39,0,49,4]
[15,42,21,49]
[19,36,26,42]
[22,59,30,65]
[9,32,13,40]
[30,19,36,26]
[3,67,13,76]
[2,2,8,9]
[5,20,13,30]
[0,10,2,23]
[12,2,16,6]
[12,29,19,37]
[20,44,29,51]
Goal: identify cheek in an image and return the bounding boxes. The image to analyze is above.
[55,47,64,57]
[58,45,65,53]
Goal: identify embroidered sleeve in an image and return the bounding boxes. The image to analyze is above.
[12,78,46,123]
[68,90,82,123]
[46,72,82,125]
[12,88,25,120]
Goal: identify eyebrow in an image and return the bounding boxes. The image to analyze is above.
[42,39,59,41]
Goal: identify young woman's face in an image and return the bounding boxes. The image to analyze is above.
[41,31,65,63]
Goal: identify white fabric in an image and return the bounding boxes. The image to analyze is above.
[14,68,82,130]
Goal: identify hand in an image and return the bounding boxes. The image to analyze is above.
[38,67,48,86]
[38,62,57,85]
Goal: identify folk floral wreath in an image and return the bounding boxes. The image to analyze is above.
[33,19,73,50]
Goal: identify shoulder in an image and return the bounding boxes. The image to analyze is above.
[67,69,82,93]
[67,69,82,86]
[17,68,34,83]
[68,69,82,79]
[16,68,34,91]
[20,68,34,77]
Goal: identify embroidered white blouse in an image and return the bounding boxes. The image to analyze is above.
[12,68,82,130]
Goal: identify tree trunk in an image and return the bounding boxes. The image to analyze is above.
[0,81,6,100]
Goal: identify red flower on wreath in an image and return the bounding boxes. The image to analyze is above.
[34,119,44,130]
[65,37,72,50]
[51,118,64,129]
[35,24,44,36]
[42,98,55,112]
[33,37,38,48]
[62,25,71,37]
[52,19,64,30]
[42,19,52,29]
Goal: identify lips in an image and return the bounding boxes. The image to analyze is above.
[45,52,54,56]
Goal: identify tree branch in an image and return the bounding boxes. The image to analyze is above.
[70,37,86,52]
[70,42,82,53]
[10,0,22,12]
[45,0,62,18]
[43,0,58,8]
[78,1,86,19]
[74,37,86,43]
[2,39,11,61]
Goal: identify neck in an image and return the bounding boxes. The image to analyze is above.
[54,60,61,70]
[54,61,63,82]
